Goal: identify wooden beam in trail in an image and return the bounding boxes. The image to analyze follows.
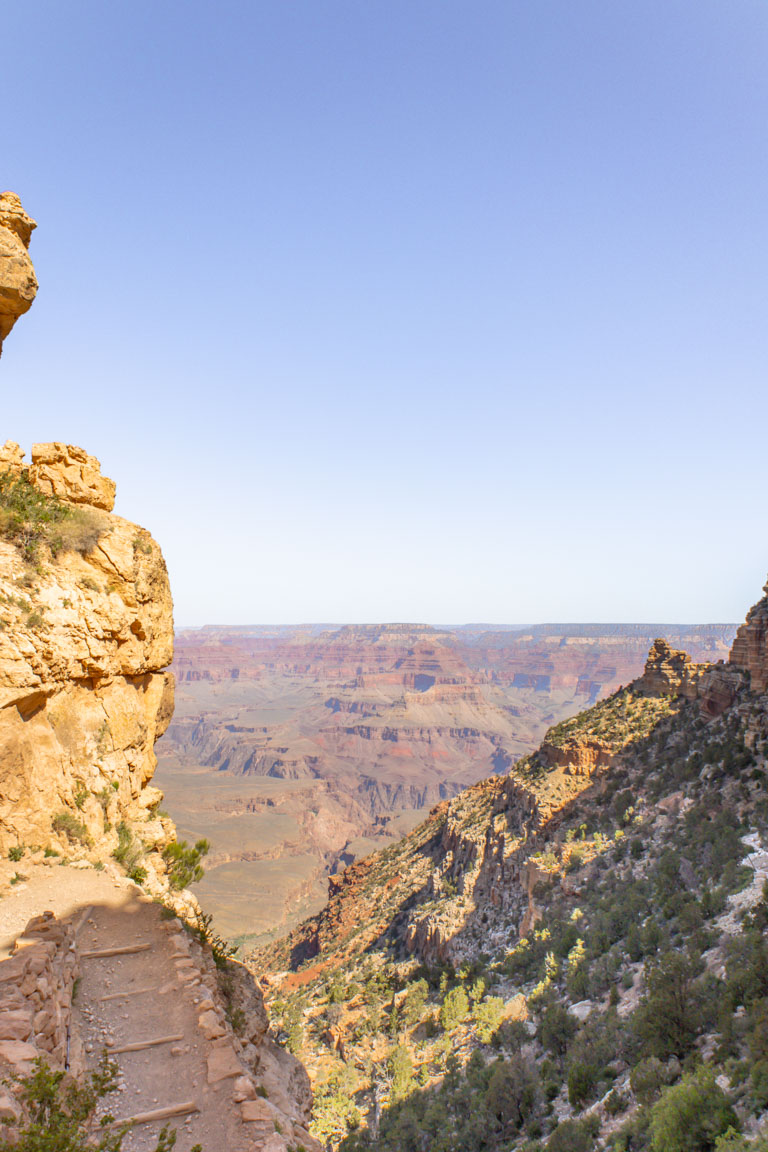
[80,943,152,958]
[72,906,93,938]
[113,1101,200,1125]
[99,986,158,1002]
[111,1033,185,1054]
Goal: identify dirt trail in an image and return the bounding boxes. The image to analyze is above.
[73,897,250,1152]
[0,863,267,1152]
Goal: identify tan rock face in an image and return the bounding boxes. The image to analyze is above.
[0,449,174,855]
[636,638,706,700]
[29,443,116,512]
[0,193,37,355]
[729,578,768,694]
[540,736,612,777]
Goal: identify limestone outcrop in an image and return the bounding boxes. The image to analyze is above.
[636,638,707,700]
[29,443,116,512]
[0,193,37,356]
[729,577,768,694]
[539,736,613,777]
[0,442,175,885]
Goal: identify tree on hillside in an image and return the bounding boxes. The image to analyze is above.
[648,1068,737,1152]
[635,952,702,1058]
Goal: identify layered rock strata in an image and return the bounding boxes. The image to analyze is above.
[0,192,37,356]
[730,579,768,693]
[636,637,707,700]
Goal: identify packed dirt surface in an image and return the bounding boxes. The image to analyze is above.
[0,860,138,957]
[0,861,287,1152]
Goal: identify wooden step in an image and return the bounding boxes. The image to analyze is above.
[112,1100,199,1125]
[80,943,152,959]
[99,986,158,1002]
[111,1033,184,1054]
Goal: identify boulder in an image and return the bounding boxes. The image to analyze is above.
[0,192,37,355]
[29,443,116,512]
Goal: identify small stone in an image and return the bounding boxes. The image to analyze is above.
[233,1076,256,1103]
[0,1092,21,1121]
[206,1045,242,1084]
[0,1010,33,1042]
[198,1009,226,1040]
[0,1041,38,1074]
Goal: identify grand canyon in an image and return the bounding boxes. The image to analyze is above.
[155,621,736,947]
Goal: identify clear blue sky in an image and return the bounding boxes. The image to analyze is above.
[3,1,767,625]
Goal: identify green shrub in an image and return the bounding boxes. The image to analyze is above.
[162,838,210,890]
[635,952,702,1058]
[188,907,236,969]
[714,1130,768,1151]
[112,822,144,872]
[51,811,92,847]
[630,1056,669,1105]
[648,1068,738,1152]
[0,1053,192,1152]
[0,471,106,564]
[546,1115,599,1152]
[8,845,24,862]
[474,996,505,1043]
[538,1001,576,1057]
[567,1060,599,1108]
[403,978,429,1027]
[486,1055,540,1135]
[440,986,469,1032]
[387,1045,414,1102]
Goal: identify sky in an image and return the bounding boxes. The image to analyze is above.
[2,1,767,625]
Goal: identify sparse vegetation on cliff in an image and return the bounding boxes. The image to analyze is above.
[542,687,676,753]
[252,610,768,1152]
[163,837,210,889]
[0,470,105,564]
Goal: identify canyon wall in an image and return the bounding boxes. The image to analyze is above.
[730,578,768,693]
[0,441,177,886]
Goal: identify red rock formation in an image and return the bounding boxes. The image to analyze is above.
[729,578,768,693]
[540,737,613,777]
[636,638,707,700]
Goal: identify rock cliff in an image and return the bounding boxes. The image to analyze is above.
[0,199,322,1152]
[0,193,37,356]
[730,577,768,693]
[0,441,176,889]
[635,636,707,699]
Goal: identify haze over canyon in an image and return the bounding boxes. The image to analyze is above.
[155,621,736,948]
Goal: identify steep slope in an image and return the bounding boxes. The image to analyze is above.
[159,622,735,946]
[252,580,768,1152]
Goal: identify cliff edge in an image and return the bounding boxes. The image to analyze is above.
[0,441,178,893]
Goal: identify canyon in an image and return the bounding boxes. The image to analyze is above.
[156,621,735,947]
[250,577,768,1152]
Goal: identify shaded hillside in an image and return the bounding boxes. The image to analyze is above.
[250,581,768,1152]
